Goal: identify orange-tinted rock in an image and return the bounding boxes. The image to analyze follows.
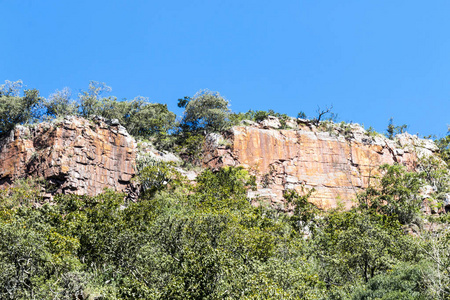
[205,122,438,210]
[0,116,136,196]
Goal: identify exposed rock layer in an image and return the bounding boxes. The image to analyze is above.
[0,116,136,196]
[0,116,440,209]
[204,121,438,209]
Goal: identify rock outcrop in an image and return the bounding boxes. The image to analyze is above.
[0,116,136,196]
[0,115,440,210]
[204,119,439,209]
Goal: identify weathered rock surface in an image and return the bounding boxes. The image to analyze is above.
[204,120,439,209]
[0,116,136,196]
[0,115,440,210]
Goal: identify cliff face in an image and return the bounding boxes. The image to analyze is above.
[0,116,440,208]
[204,120,439,209]
[0,116,136,196]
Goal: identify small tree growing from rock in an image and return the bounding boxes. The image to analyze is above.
[312,105,335,126]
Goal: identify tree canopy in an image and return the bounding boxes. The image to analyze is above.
[0,160,448,298]
[181,89,230,134]
[0,80,42,137]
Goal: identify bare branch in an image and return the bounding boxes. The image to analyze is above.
[313,105,333,125]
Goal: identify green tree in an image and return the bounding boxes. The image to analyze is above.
[386,117,408,139]
[181,89,230,134]
[44,87,78,118]
[0,178,45,209]
[253,110,270,122]
[193,167,256,211]
[100,96,176,138]
[312,210,411,286]
[174,132,205,165]
[297,111,307,119]
[417,156,450,208]
[124,99,176,139]
[0,80,23,97]
[358,164,424,225]
[78,81,113,118]
[0,80,43,137]
[0,202,82,299]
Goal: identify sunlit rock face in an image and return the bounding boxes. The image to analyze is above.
[0,116,136,196]
[204,120,438,209]
[0,115,439,209]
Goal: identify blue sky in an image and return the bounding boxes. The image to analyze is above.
[1,0,449,137]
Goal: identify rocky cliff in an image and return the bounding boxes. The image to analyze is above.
[204,118,439,209]
[0,116,136,196]
[0,116,440,209]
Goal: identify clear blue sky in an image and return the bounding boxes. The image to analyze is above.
[2,0,449,137]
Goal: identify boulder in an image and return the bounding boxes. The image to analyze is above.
[260,116,281,129]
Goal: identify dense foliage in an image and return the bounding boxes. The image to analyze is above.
[0,161,449,299]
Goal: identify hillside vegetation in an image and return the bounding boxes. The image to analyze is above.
[1,80,450,299]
